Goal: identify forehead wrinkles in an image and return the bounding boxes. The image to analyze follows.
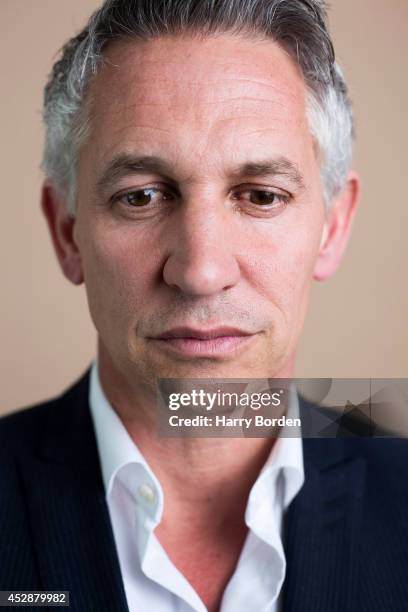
[90,73,305,153]
[92,70,302,126]
[91,34,305,114]
[84,36,310,179]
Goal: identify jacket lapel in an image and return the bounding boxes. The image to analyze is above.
[282,397,366,612]
[17,369,129,612]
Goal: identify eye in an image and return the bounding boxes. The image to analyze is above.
[114,187,173,207]
[234,189,290,207]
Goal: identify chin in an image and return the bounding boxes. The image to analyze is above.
[144,356,277,381]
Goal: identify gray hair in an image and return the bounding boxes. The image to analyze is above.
[42,0,354,215]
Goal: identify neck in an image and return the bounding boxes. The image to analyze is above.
[96,342,295,529]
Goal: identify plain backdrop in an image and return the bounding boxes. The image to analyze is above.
[1,0,407,415]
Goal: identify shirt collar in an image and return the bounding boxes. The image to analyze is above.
[89,362,158,496]
[89,360,304,522]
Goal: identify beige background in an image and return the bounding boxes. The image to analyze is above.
[1,0,407,415]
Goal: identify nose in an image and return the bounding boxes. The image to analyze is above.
[162,202,241,297]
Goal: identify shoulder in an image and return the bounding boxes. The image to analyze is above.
[299,393,408,502]
[341,436,408,487]
[0,369,91,462]
[0,398,57,460]
[348,436,408,489]
[303,435,408,521]
[303,435,408,470]
[355,436,408,462]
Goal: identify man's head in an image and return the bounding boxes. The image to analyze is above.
[41,0,359,391]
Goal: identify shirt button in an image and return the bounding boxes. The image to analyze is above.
[138,483,156,504]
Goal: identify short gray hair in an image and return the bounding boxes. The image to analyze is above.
[42,0,354,215]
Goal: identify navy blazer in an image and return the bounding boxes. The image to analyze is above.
[1,369,408,611]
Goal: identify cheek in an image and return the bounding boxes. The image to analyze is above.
[81,228,156,326]
[251,224,318,286]
[244,220,320,324]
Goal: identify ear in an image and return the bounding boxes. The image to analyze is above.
[41,181,84,285]
[313,171,360,281]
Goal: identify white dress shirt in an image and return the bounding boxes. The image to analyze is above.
[89,361,304,612]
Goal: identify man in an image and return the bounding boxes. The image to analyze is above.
[1,1,408,611]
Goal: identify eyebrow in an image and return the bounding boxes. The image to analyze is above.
[228,158,305,189]
[96,154,177,194]
[95,153,305,195]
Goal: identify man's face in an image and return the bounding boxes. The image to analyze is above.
[73,33,326,389]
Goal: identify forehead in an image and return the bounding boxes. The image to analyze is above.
[84,33,313,176]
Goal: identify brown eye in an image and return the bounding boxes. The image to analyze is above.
[249,190,278,205]
[123,188,159,206]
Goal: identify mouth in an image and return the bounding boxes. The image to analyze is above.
[148,326,258,359]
